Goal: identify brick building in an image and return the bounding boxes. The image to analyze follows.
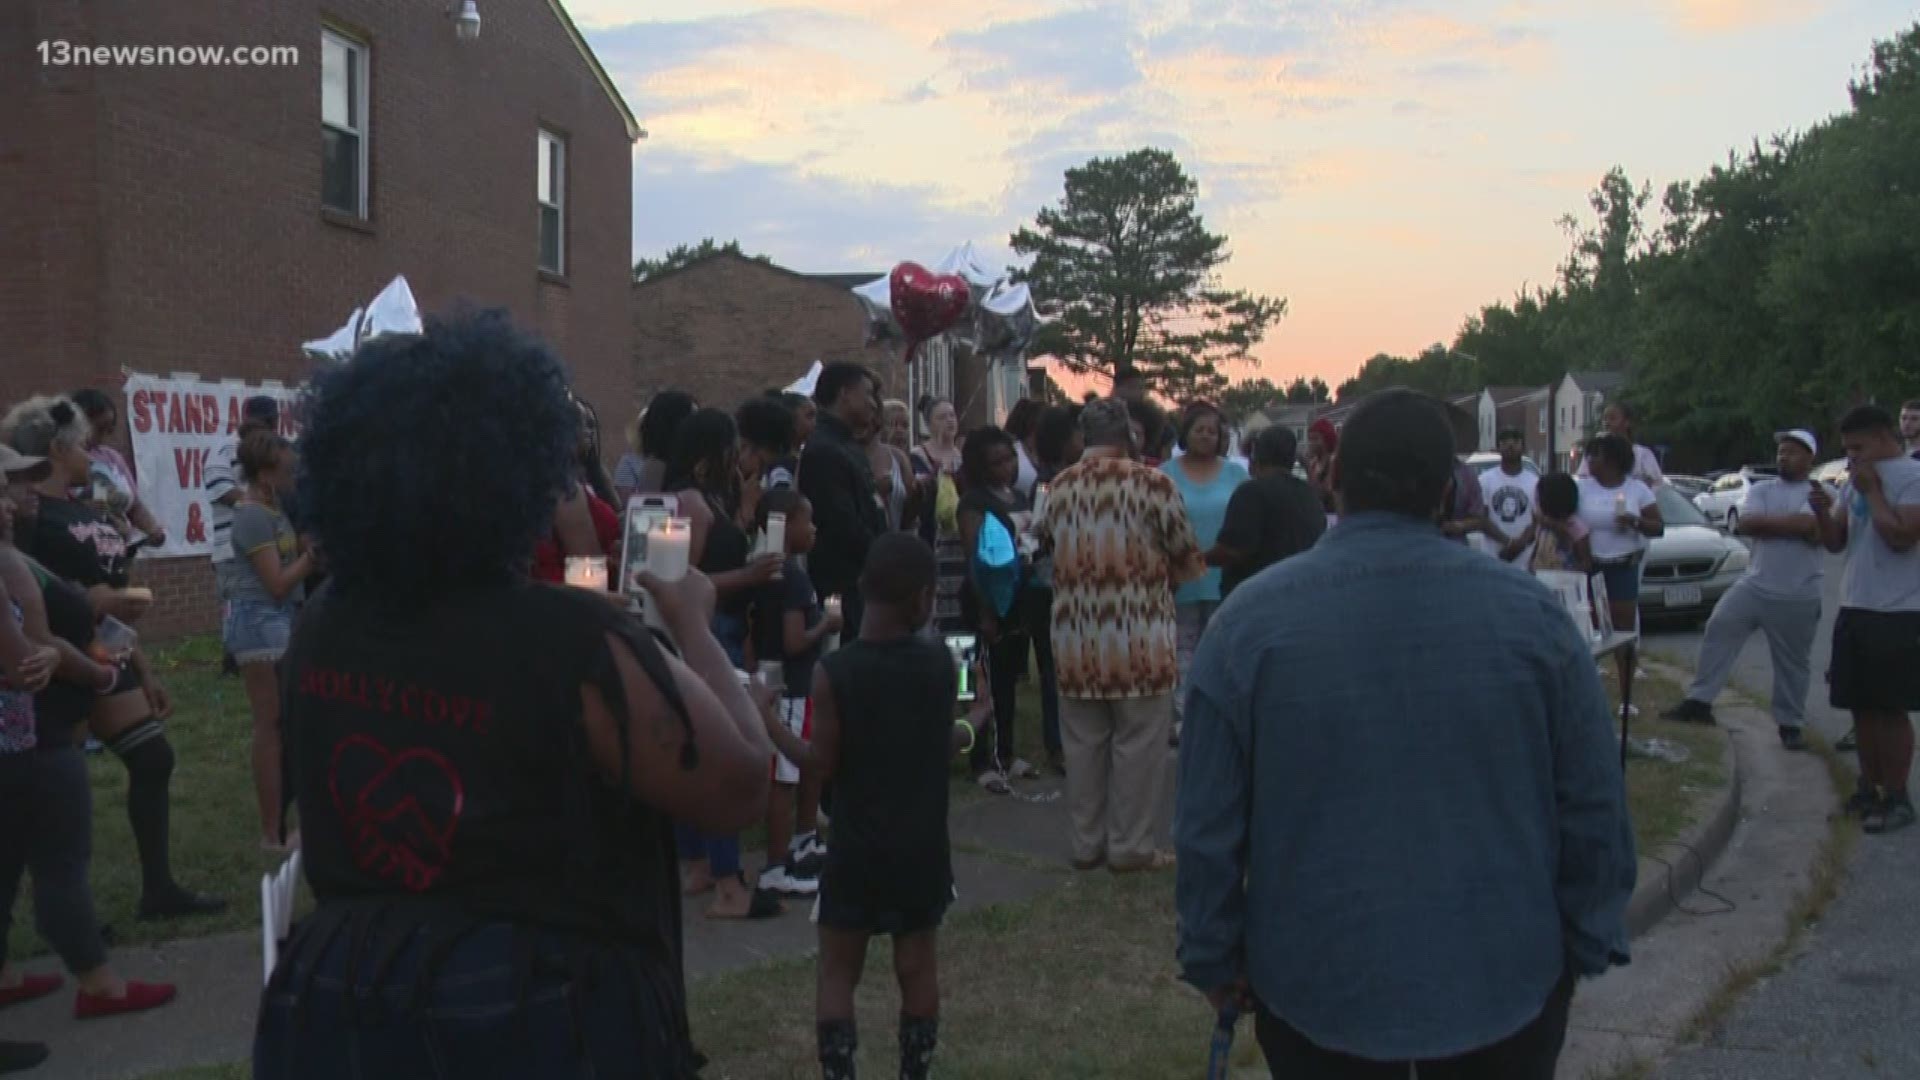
[2,0,641,638]
[632,252,1022,442]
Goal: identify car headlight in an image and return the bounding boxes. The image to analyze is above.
[1720,546,1750,573]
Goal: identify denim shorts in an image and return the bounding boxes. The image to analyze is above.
[224,600,293,665]
[1594,557,1642,605]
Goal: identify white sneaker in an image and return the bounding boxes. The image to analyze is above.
[759,864,819,897]
[1008,759,1039,780]
[791,833,828,862]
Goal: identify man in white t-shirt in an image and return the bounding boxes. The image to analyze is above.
[1815,404,1920,833]
[1479,427,1539,564]
[1901,399,1920,460]
[1664,430,1825,750]
[1576,402,1664,489]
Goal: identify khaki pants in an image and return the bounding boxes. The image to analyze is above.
[1060,694,1171,865]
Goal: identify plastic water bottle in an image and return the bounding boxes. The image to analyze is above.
[1206,1006,1238,1080]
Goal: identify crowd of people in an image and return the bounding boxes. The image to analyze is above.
[2,303,1918,1077]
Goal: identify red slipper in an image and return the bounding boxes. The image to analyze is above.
[0,973,63,1009]
[75,980,176,1020]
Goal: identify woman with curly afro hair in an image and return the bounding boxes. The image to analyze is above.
[254,309,775,1078]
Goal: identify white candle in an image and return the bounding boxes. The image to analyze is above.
[763,511,786,558]
[647,517,691,582]
[1032,483,1049,520]
[564,556,608,591]
[823,595,843,653]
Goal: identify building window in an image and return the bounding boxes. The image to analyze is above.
[321,29,368,217]
[538,130,566,274]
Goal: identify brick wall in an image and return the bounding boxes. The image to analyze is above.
[632,254,903,430]
[4,0,638,640]
[130,557,220,642]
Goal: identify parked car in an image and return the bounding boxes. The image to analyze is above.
[1812,459,1851,488]
[1640,485,1748,624]
[1666,474,1711,499]
[1691,466,1780,530]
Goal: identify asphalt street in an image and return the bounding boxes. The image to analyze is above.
[1648,553,1920,1079]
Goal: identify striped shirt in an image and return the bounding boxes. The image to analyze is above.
[205,441,240,563]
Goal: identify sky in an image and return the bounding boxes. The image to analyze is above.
[570,0,1914,389]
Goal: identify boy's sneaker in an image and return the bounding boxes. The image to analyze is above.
[1845,782,1878,818]
[1777,726,1808,751]
[758,863,819,897]
[1007,758,1039,781]
[1866,796,1917,835]
[1661,699,1716,725]
[1836,728,1858,752]
[788,834,827,879]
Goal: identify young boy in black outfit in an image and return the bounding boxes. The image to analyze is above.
[760,532,965,1080]
[753,489,841,897]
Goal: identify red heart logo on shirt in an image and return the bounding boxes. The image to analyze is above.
[328,734,466,893]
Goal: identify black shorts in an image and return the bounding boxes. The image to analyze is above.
[815,869,951,936]
[1829,608,1920,713]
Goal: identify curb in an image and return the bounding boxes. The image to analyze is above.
[1623,660,1743,939]
[1625,725,1741,938]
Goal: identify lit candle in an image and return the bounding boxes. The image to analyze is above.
[1031,483,1049,520]
[564,556,608,591]
[763,511,786,558]
[646,517,691,583]
[823,595,843,653]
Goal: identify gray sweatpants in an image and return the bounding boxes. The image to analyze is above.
[1686,578,1822,729]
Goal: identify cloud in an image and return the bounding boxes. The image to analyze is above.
[1665,0,1827,33]
[586,11,851,80]
[937,7,1145,96]
[633,147,1011,272]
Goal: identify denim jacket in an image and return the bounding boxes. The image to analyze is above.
[1175,512,1635,1061]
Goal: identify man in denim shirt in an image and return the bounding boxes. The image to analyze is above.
[1175,389,1635,1079]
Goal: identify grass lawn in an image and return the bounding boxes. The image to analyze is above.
[1614,669,1729,853]
[10,637,287,961]
[119,649,1726,1080]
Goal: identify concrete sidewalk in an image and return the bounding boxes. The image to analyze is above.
[1557,684,1832,1079]
[9,774,1112,1080]
[1645,583,1920,1080]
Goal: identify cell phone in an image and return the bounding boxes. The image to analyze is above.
[945,633,979,703]
[619,494,679,606]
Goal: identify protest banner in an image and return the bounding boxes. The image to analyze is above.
[123,373,303,558]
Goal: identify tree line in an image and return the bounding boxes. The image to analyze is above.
[1336,22,1920,472]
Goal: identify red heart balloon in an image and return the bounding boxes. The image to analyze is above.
[889,261,970,348]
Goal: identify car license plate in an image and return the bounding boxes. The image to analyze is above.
[1663,586,1702,607]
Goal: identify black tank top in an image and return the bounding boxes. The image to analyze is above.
[819,635,957,911]
[696,492,752,618]
[280,580,699,1064]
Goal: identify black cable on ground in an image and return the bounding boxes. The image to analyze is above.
[1644,837,1737,918]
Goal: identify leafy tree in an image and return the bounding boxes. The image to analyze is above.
[633,238,770,282]
[1285,376,1332,403]
[1219,378,1283,421]
[1011,149,1288,398]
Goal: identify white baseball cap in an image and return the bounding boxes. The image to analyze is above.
[1775,429,1818,456]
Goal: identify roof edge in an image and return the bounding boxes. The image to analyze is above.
[545,0,645,143]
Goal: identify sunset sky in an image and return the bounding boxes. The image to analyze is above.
[570,1,1912,388]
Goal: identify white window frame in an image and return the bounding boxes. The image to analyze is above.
[538,129,566,275]
[321,28,369,218]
